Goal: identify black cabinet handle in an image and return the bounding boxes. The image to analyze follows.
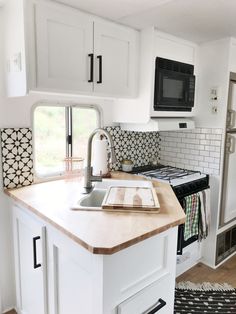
[33,236,41,269]
[88,53,94,83]
[97,55,102,84]
[144,298,167,314]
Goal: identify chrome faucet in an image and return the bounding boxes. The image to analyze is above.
[83,128,117,193]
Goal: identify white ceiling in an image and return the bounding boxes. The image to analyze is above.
[53,0,236,43]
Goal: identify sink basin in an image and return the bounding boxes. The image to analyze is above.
[79,189,107,208]
[72,179,152,210]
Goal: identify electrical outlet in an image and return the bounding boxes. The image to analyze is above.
[176,251,191,264]
[212,105,218,114]
[210,87,219,101]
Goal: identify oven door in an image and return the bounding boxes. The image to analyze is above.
[173,176,209,255]
[154,69,195,112]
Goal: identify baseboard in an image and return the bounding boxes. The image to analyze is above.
[176,242,202,277]
[3,308,17,314]
[201,250,236,269]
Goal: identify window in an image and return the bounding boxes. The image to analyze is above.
[33,104,101,177]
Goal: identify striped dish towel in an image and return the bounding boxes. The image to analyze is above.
[199,189,210,240]
[183,193,199,241]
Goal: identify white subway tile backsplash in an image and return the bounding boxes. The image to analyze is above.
[214,158,220,164]
[204,156,215,163]
[200,150,210,157]
[194,155,204,161]
[160,128,223,175]
[213,129,223,134]
[177,143,186,148]
[196,134,206,140]
[175,162,187,168]
[194,166,204,172]
[209,162,220,170]
[214,146,221,152]
[198,145,205,151]
[177,153,185,159]
[211,140,221,146]
[187,133,196,139]
[200,139,211,145]
[210,151,220,158]
[199,161,209,168]
[204,167,214,175]
[201,128,212,134]
[190,150,199,155]
[189,160,199,166]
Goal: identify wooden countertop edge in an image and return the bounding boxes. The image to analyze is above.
[92,218,186,254]
[5,188,185,255]
[5,190,94,252]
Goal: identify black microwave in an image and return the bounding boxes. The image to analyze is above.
[154,57,195,112]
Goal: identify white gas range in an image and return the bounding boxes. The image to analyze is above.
[135,165,207,187]
[132,164,209,255]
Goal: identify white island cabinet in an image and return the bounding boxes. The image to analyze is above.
[12,205,47,314]
[12,203,178,314]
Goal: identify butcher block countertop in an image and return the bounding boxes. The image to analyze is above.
[5,172,185,255]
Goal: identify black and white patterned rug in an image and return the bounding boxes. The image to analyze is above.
[175,281,236,313]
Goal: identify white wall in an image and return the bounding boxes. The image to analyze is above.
[0,7,4,96]
[4,0,27,97]
[0,6,17,313]
[0,92,114,128]
[195,38,230,129]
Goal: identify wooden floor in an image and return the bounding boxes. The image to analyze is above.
[4,310,16,314]
[177,254,236,287]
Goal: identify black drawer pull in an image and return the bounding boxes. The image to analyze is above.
[97,55,102,84]
[144,298,166,314]
[33,236,41,269]
[88,53,94,83]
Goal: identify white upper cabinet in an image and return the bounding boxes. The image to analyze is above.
[4,0,138,97]
[35,3,94,93]
[93,21,138,96]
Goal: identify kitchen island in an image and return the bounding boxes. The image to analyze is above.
[6,172,185,314]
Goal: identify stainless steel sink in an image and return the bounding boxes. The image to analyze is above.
[72,179,152,210]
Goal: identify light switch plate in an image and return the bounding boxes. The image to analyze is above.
[12,52,22,72]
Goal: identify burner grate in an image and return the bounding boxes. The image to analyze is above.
[137,166,199,183]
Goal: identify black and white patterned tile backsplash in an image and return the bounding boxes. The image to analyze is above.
[1,128,34,189]
[105,126,160,171]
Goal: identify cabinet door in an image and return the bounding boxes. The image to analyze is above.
[47,227,99,314]
[94,21,138,97]
[13,206,47,314]
[35,3,94,92]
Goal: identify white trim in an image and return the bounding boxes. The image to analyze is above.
[31,101,102,181]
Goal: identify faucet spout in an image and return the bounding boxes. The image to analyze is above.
[83,128,116,193]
